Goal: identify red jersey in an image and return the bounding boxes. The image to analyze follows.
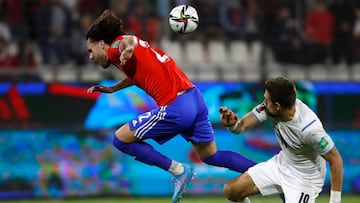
[107,36,194,106]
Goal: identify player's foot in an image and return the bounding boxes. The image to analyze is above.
[171,164,195,203]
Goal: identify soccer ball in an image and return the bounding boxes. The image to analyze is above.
[169,5,199,34]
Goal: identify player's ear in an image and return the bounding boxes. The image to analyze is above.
[275,102,281,111]
[99,40,106,49]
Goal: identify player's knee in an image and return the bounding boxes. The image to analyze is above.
[201,152,218,165]
[115,128,123,138]
[115,124,137,143]
[223,181,246,201]
[223,182,236,200]
[112,135,128,152]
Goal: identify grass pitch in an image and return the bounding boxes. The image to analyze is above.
[1,195,360,203]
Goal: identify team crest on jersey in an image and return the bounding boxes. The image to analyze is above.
[317,137,329,149]
[112,40,120,48]
[256,103,266,113]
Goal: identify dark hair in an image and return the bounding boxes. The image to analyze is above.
[265,77,296,108]
[86,9,126,44]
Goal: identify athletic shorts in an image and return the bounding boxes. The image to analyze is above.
[128,87,214,144]
[248,154,324,203]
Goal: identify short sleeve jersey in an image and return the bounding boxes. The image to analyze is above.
[107,35,194,106]
[251,99,335,181]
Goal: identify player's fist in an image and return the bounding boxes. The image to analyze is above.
[87,85,113,93]
[219,107,238,127]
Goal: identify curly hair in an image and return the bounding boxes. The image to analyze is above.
[86,9,126,44]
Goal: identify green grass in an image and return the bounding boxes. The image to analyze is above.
[1,195,359,203]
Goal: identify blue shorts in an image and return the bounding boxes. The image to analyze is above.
[128,87,214,144]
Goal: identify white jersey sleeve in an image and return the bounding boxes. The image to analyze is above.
[251,102,267,122]
[302,123,335,156]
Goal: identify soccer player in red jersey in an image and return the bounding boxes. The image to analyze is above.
[86,10,256,203]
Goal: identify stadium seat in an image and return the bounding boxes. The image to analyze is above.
[56,66,78,82]
[196,65,219,81]
[221,64,243,81]
[286,65,307,81]
[264,46,280,67]
[327,64,350,81]
[181,65,197,81]
[38,66,55,82]
[242,64,261,81]
[229,40,248,65]
[80,66,102,82]
[265,64,285,79]
[308,65,328,81]
[207,40,228,65]
[248,41,262,65]
[184,41,206,65]
[163,40,184,65]
[222,70,242,81]
[352,65,360,81]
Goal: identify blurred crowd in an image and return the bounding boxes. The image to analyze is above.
[1,0,360,78]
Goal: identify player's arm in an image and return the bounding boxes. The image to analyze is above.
[87,77,134,94]
[322,147,343,203]
[119,35,138,66]
[219,107,258,134]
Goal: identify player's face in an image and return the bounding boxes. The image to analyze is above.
[264,90,280,117]
[87,39,110,68]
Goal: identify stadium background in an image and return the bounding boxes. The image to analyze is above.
[0,0,360,202]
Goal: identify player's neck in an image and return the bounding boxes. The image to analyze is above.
[280,106,296,122]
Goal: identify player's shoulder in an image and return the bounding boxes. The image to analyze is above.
[251,102,267,122]
[108,36,123,51]
[110,35,138,45]
[295,99,323,134]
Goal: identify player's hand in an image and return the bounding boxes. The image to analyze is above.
[120,47,134,66]
[219,107,238,127]
[87,85,113,93]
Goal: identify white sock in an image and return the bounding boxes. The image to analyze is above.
[228,197,251,203]
[168,161,184,175]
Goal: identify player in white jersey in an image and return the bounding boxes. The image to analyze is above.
[219,77,343,203]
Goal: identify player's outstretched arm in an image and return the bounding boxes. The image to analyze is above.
[87,77,134,94]
[323,147,343,203]
[219,107,258,134]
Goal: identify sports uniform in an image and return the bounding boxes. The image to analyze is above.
[107,35,214,144]
[248,99,335,203]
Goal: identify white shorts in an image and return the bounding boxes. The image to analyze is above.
[248,154,323,203]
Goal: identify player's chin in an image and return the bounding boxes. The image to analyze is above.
[101,62,110,69]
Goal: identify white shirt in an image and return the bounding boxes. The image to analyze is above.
[251,99,334,183]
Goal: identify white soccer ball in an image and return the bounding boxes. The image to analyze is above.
[169,5,199,34]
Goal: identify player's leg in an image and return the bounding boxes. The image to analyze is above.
[223,172,259,202]
[113,124,182,174]
[191,143,285,202]
[112,106,195,203]
[113,123,180,173]
[191,141,256,173]
[236,155,284,202]
[188,87,257,173]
